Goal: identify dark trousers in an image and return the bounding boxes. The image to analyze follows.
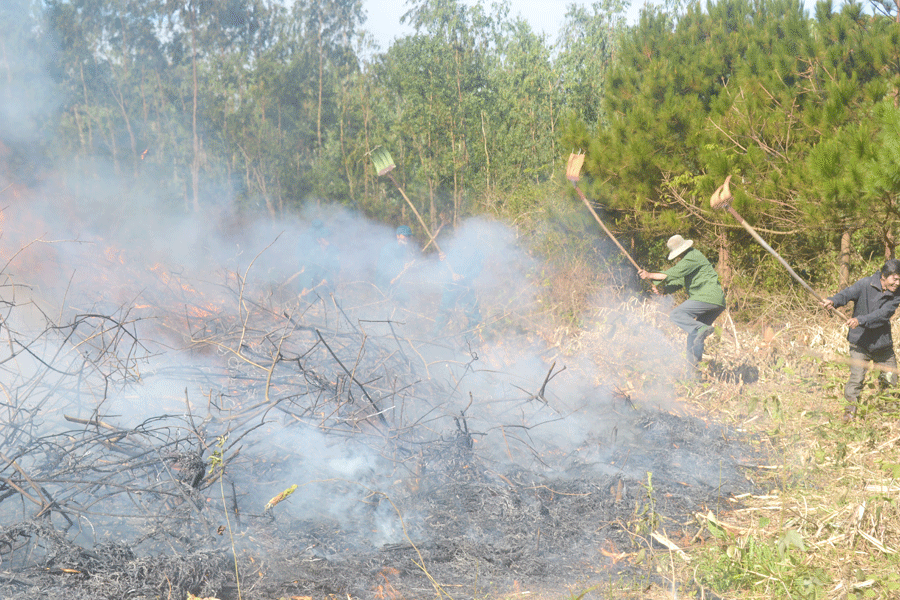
[669,300,725,364]
[845,346,897,410]
[432,284,481,335]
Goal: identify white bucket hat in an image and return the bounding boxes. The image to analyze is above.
[666,234,693,260]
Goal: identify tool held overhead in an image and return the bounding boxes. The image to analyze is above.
[709,175,844,320]
[565,152,643,272]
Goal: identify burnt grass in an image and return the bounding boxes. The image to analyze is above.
[0,249,763,600]
[252,412,755,600]
[0,403,761,600]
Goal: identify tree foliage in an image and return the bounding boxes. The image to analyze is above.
[4,0,900,291]
[564,0,900,283]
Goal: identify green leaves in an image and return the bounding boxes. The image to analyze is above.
[555,0,627,127]
[877,460,900,479]
[700,527,828,599]
[776,529,806,559]
[806,101,900,257]
[29,0,900,277]
[563,0,900,282]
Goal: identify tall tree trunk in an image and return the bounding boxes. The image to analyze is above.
[429,184,436,233]
[716,229,732,292]
[480,110,490,192]
[363,102,371,199]
[72,106,86,152]
[548,75,555,158]
[839,230,851,288]
[340,98,354,202]
[190,4,201,214]
[80,65,94,152]
[107,116,121,176]
[316,16,324,155]
[111,81,138,176]
[0,38,9,84]
[452,169,458,227]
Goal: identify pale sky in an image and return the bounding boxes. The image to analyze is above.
[362,0,651,51]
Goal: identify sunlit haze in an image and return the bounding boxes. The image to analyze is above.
[363,0,653,50]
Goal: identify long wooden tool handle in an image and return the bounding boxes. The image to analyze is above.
[385,173,459,279]
[387,173,442,255]
[572,182,642,271]
[725,206,845,320]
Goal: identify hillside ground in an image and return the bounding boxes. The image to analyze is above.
[538,283,900,600]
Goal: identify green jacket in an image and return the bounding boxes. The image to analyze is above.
[657,248,725,306]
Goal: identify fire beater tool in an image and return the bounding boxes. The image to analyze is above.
[565,153,643,272]
[709,175,845,320]
[371,146,462,285]
[371,146,443,254]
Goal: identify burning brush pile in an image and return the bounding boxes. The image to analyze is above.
[0,212,761,600]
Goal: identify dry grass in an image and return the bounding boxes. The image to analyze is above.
[542,289,900,600]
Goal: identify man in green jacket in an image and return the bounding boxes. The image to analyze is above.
[638,234,726,369]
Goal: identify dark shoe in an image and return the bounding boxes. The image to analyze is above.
[691,326,715,361]
[697,325,715,346]
[842,405,857,423]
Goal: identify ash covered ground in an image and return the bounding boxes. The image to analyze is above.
[0,201,761,600]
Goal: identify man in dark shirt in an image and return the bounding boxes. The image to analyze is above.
[375,225,416,305]
[822,259,900,422]
[296,219,339,298]
[430,244,485,337]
